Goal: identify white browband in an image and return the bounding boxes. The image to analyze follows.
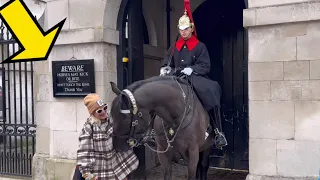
[120,89,138,115]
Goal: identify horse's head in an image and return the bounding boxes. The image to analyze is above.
[110,82,154,152]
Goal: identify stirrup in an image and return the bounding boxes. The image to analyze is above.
[214,128,228,149]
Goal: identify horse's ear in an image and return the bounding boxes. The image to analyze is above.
[110,81,121,95]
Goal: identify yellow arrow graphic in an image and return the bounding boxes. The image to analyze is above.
[0,0,66,63]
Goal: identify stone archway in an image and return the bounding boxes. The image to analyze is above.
[103,0,122,30]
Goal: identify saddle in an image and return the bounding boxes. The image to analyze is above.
[171,68,208,109]
[170,68,223,137]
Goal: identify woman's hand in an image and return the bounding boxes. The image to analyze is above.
[83,173,98,180]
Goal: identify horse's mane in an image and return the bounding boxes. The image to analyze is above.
[125,76,171,91]
[126,75,188,92]
[110,75,189,119]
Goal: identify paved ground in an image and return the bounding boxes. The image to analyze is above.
[0,175,31,180]
[0,163,248,180]
[146,163,248,180]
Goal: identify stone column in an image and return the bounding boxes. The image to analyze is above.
[244,1,320,179]
[32,0,119,179]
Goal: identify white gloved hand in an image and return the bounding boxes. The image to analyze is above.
[181,67,193,76]
[160,66,171,76]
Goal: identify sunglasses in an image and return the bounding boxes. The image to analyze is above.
[96,105,108,114]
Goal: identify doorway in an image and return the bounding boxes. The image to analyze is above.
[193,0,248,170]
[116,0,248,174]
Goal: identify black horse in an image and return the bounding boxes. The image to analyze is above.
[110,75,218,180]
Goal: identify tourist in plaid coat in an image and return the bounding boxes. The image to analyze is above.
[76,93,139,180]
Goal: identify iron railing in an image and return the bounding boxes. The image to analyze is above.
[0,21,36,177]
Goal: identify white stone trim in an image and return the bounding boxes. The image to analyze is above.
[247,0,315,9]
[244,1,320,27]
[55,27,119,46]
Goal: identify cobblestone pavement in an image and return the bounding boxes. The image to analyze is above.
[145,163,248,180]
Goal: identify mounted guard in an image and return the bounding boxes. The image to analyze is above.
[160,0,227,148]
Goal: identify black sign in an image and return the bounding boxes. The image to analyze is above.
[52,59,95,97]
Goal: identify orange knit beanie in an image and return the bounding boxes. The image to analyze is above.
[83,93,106,115]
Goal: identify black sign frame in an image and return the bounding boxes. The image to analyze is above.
[52,59,95,97]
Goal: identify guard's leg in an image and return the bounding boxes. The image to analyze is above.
[209,107,227,149]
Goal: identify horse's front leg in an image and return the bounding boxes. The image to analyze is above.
[188,148,200,180]
[157,150,173,180]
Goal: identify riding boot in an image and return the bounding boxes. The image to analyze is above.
[208,108,228,149]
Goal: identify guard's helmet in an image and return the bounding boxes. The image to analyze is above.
[177,0,197,36]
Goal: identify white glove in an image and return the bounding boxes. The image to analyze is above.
[160,66,171,76]
[181,67,193,76]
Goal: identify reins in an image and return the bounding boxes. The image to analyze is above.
[144,75,197,154]
[145,76,195,153]
[113,75,197,154]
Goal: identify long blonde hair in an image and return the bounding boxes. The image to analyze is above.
[89,115,102,125]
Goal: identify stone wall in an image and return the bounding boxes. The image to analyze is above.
[32,0,118,178]
[244,1,320,179]
[33,42,118,179]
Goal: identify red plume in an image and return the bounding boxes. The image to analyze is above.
[184,0,197,36]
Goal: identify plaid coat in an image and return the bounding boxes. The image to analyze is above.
[76,118,139,180]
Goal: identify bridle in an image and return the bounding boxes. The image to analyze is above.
[113,89,152,148]
[113,76,195,153]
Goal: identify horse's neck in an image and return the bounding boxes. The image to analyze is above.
[135,81,187,125]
